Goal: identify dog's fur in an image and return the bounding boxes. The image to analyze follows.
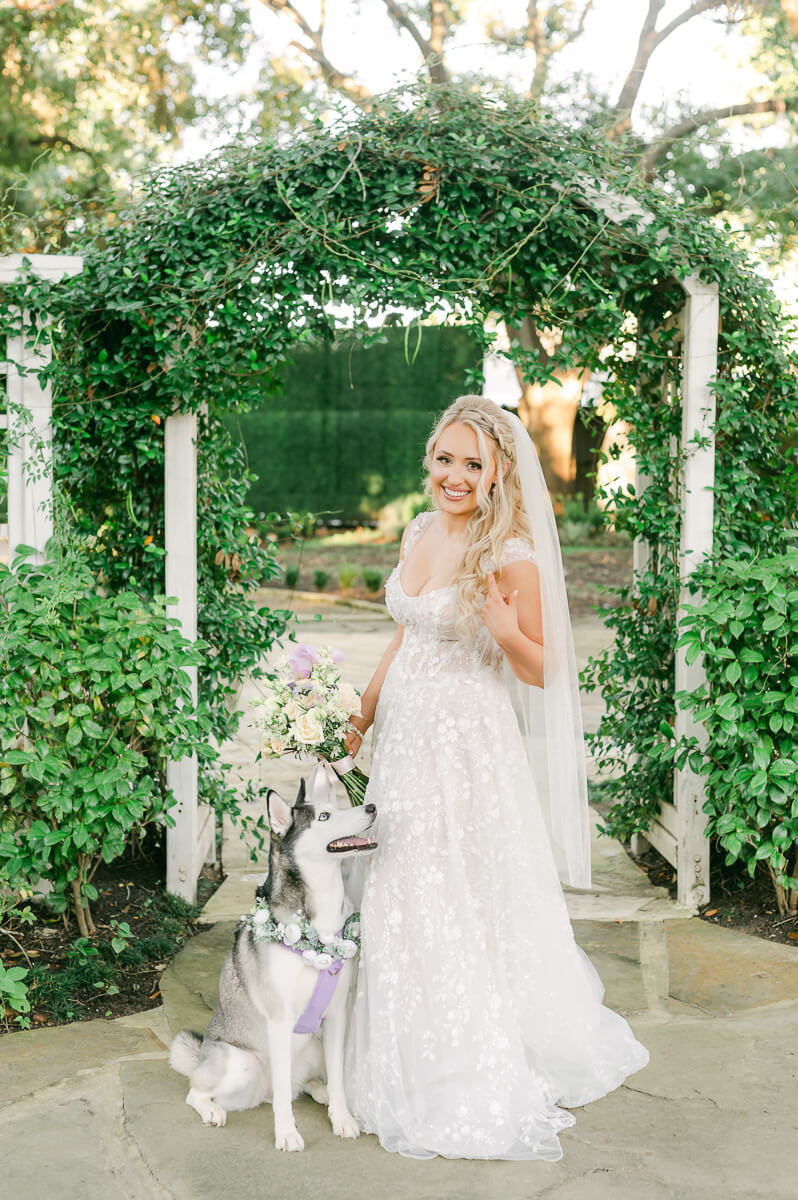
[169,771,377,1152]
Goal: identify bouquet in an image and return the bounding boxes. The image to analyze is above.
[249,642,369,806]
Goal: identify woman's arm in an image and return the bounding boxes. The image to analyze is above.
[481,562,544,688]
[344,625,404,757]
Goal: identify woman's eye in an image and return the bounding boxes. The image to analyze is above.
[468,463,481,471]
[318,811,330,821]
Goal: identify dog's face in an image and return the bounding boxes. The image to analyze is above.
[266,775,378,865]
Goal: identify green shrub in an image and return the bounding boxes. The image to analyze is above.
[0,549,213,936]
[362,568,383,593]
[283,565,300,589]
[313,569,329,591]
[671,549,798,917]
[338,564,358,591]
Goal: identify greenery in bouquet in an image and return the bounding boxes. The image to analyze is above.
[250,644,368,805]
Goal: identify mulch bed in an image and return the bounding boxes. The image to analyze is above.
[1,854,223,1034]
[630,841,798,947]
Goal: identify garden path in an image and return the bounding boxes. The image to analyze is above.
[1,598,796,1198]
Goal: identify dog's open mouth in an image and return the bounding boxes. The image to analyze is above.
[326,835,378,853]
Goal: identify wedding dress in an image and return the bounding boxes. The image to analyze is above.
[347,510,650,1161]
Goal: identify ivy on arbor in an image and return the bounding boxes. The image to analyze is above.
[2,83,797,897]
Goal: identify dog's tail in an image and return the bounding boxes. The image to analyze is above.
[168,1030,203,1076]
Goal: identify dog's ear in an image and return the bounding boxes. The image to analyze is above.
[295,777,306,806]
[267,790,294,838]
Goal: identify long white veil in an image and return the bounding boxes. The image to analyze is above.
[493,402,593,890]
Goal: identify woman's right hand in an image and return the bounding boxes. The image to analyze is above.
[344,719,366,759]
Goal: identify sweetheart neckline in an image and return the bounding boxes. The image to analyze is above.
[394,566,456,600]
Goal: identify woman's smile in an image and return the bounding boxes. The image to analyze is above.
[441,485,470,501]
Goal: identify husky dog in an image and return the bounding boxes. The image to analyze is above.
[169,771,377,1152]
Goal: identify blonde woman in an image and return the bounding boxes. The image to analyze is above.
[344,396,649,1161]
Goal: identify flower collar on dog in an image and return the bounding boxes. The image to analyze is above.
[241,900,360,967]
[240,901,361,1035]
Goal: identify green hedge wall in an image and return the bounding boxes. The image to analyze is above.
[234,325,482,521]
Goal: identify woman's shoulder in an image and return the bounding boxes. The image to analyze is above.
[494,534,536,569]
[400,510,435,559]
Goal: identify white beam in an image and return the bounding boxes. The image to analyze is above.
[164,411,212,903]
[0,254,83,283]
[673,276,719,908]
[6,319,54,563]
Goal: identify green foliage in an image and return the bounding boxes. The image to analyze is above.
[0,546,213,930]
[0,960,30,1018]
[0,0,253,250]
[283,565,300,589]
[338,565,358,591]
[1,83,797,908]
[313,569,330,592]
[670,549,798,915]
[362,569,383,594]
[236,326,481,521]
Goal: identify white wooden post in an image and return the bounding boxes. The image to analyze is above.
[0,255,83,562]
[672,275,718,908]
[164,411,215,902]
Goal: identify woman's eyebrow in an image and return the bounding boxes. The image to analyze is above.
[436,446,481,462]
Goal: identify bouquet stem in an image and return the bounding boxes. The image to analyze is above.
[337,765,369,807]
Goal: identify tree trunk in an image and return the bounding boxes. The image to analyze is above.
[71,878,90,939]
[514,369,587,494]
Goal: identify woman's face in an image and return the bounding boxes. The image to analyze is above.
[429,421,499,518]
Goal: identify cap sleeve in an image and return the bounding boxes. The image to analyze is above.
[499,536,536,568]
[399,510,435,563]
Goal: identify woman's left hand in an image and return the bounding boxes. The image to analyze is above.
[481,572,520,646]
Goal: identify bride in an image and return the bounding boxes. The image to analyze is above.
[343,395,649,1161]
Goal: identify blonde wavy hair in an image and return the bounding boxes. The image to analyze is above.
[423,395,533,639]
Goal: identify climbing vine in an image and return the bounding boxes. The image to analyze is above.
[1,83,797,898]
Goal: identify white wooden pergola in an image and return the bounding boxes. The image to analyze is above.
[0,254,214,904]
[1,185,718,909]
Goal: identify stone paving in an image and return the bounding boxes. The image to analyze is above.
[1,595,797,1199]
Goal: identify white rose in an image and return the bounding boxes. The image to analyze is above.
[284,698,303,721]
[253,907,270,924]
[339,939,358,959]
[282,922,301,945]
[337,683,361,716]
[301,949,319,966]
[268,735,288,755]
[293,708,325,745]
[313,952,333,971]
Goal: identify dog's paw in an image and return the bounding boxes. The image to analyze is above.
[202,1102,227,1127]
[330,1109,361,1140]
[275,1126,304,1152]
[304,1078,329,1106]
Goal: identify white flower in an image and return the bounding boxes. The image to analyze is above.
[347,920,360,939]
[269,735,288,755]
[339,939,358,959]
[313,952,333,970]
[337,683,361,716]
[284,697,303,721]
[252,906,270,924]
[293,707,325,745]
[282,922,302,945]
[301,949,319,966]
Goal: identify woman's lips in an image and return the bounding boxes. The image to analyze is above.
[442,486,469,500]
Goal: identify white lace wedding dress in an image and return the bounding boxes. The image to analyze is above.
[346,511,649,1161]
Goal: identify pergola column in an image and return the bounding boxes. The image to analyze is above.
[164,410,215,902]
[1,256,83,561]
[672,275,719,908]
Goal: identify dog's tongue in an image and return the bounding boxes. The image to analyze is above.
[327,835,378,853]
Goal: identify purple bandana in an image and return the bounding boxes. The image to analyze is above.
[282,931,347,1034]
